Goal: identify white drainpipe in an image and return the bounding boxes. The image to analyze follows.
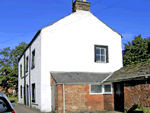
[63,84,65,113]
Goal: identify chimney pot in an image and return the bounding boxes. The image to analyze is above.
[83,0,86,2]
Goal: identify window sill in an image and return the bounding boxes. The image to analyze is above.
[90,92,112,95]
[95,61,107,63]
[32,103,38,106]
[103,92,112,95]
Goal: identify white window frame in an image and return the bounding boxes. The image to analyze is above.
[103,83,112,94]
[90,84,103,95]
[96,47,106,63]
[90,83,112,95]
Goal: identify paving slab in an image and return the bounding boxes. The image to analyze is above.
[14,103,123,113]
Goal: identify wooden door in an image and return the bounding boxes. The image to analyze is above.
[114,82,124,112]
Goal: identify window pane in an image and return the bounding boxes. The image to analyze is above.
[97,85,102,93]
[91,85,102,93]
[101,48,105,55]
[101,56,105,62]
[91,85,97,93]
[104,84,111,92]
[96,48,100,54]
[96,55,100,61]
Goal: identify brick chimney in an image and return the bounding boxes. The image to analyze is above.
[72,0,91,12]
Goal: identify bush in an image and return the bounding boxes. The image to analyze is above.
[135,101,150,113]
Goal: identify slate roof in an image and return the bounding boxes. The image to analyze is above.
[51,72,111,84]
[105,61,150,82]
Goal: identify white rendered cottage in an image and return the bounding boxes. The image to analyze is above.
[18,0,123,112]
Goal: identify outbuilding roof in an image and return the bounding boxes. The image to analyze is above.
[105,61,150,82]
[51,72,111,84]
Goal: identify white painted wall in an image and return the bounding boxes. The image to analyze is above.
[40,10,123,112]
[30,34,42,110]
[19,10,123,112]
[18,33,42,111]
[18,57,24,104]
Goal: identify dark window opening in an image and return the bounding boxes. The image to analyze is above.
[20,85,22,98]
[25,56,28,73]
[20,64,22,77]
[31,50,35,69]
[32,83,35,103]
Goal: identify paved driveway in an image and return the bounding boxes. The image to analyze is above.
[14,103,51,113]
[14,103,123,113]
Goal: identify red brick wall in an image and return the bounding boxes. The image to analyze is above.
[56,84,114,113]
[104,94,114,110]
[58,85,63,113]
[50,74,114,112]
[85,85,104,111]
[124,82,150,111]
[65,85,87,112]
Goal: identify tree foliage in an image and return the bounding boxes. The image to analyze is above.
[0,42,28,94]
[123,35,150,66]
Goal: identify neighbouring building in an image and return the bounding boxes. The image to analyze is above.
[105,61,150,112]
[18,0,123,112]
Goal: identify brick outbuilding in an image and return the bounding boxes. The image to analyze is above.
[105,61,150,112]
[50,72,114,113]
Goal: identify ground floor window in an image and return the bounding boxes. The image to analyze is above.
[104,84,111,93]
[20,85,22,98]
[32,83,35,102]
[90,84,112,94]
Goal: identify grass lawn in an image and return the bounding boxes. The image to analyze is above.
[8,97,18,103]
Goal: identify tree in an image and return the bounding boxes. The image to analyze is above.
[123,35,150,66]
[0,42,28,94]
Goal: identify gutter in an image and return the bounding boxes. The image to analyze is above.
[63,84,65,113]
[51,82,104,85]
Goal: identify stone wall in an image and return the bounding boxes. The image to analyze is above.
[124,80,150,111]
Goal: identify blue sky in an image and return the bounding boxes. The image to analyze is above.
[0,0,150,50]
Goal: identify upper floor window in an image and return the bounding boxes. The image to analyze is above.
[94,45,109,63]
[25,56,28,73]
[20,64,22,77]
[31,50,35,69]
